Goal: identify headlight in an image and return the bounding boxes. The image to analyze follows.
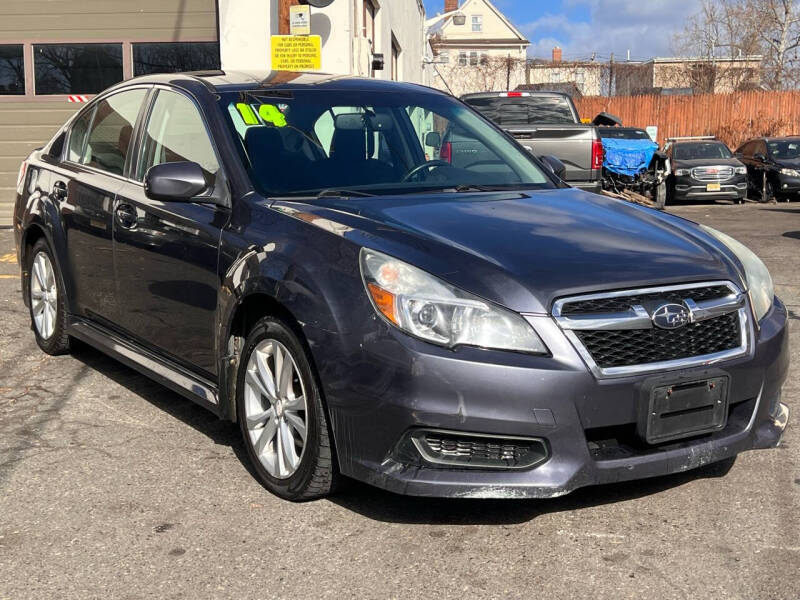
[735,166,747,175]
[700,225,774,321]
[360,248,547,354]
[780,167,800,177]
[675,168,691,176]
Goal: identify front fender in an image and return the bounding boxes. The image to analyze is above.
[215,206,371,419]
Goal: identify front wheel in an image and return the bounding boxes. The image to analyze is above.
[236,316,338,501]
[27,239,70,355]
[761,174,775,203]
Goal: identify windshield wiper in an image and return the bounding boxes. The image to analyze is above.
[315,188,375,199]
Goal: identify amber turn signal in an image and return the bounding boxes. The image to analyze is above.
[367,283,398,325]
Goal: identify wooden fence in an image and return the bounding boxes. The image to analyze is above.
[574,91,800,149]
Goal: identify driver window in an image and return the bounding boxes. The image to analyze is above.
[137,89,220,182]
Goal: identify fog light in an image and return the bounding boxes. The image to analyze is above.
[397,429,549,470]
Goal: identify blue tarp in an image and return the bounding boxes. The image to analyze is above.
[601,138,658,177]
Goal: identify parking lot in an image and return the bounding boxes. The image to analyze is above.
[0,202,798,600]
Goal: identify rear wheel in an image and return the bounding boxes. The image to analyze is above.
[27,239,70,355]
[237,316,338,501]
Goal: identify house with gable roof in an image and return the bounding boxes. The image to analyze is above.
[426,0,530,96]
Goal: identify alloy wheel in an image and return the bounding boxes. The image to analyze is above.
[243,339,308,479]
[30,252,58,340]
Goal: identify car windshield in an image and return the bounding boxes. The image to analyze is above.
[767,140,800,159]
[220,89,554,197]
[673,142,732,160]
[463,95,576,125]
[599,128,651,140]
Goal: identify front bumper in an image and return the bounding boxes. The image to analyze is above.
[674,175,747,201]
[317,297,790,499]
[777,173,800,195]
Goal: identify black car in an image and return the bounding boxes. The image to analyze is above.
[664,137,747,204]
[13,72,789,501]
[736,136,800,202]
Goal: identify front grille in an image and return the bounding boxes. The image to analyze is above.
[407,430,548,470]
[575,312,740,368]
[561,285,731,315]
[692,166,734,181]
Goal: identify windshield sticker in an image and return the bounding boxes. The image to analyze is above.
[258,104,288,127]
[236,103,260,126]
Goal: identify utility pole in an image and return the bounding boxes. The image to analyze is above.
[608,52,614,97]
[279,0,301,34]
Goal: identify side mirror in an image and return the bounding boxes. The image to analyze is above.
[425,131,442,148]
[539,154,567,180]
[145,161,209,202]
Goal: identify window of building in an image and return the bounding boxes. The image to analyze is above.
[549,70,562,83]
[469,51,478,66]
[472,15,483,32]
[0,45,25,95]
[438,51,450,64]
[480,53,489,65]
[137,90,219,183]
[34,44,123,95]
[364,0,377,47]
[458,52,467,66]
[82,89,147,175]
[391,35,401,81]
[133,42,220,76]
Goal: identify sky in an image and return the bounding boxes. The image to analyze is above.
[423,0,703,61]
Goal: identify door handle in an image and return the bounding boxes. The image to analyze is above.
[52,180,67,201]
[115,203,138,229]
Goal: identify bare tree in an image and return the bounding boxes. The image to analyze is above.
[676,0,800,90]
[748,0,800,88]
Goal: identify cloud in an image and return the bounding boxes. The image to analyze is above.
[521,0,702,61]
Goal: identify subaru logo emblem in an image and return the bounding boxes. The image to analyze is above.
[652,303,691,330]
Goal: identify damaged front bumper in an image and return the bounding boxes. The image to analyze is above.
[317,298,790,499]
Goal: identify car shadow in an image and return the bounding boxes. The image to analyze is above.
[70,342,737,526]
[782,231,800,240]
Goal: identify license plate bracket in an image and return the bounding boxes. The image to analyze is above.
[638,376,729,444]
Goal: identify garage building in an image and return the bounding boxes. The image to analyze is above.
[0,0,220,225]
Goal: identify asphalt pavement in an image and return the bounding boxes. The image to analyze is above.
[1,202,798,600]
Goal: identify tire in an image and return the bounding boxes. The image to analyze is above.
[236,316,338,501]
[761,175,774,203]
[27,239,70,355]
[655,181,667,210]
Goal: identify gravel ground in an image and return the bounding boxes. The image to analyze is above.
[0,202,798,600]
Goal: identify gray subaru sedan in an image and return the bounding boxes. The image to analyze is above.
[13,71,789,500]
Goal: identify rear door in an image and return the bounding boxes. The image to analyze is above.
[113,87,228,377]
[55,88,149,326]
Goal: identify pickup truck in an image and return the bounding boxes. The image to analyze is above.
[459,91,602,193]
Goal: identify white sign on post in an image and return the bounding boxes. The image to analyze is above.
[646,126,658,142]
[290,5,311,36]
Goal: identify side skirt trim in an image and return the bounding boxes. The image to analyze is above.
[68,317,220,414]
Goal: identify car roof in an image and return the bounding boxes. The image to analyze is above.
[112,70,444,96]
[461,91,571,99]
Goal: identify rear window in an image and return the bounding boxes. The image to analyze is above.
[673,142,732,160]
[464,96,576,125]
[599,128,651,140]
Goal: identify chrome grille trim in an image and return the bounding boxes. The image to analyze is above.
[549,281,751,378]
[691,166,734,181]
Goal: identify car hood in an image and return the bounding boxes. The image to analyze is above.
[672,158,743,168]
[773,157,800,169]
[275,188,744,314]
